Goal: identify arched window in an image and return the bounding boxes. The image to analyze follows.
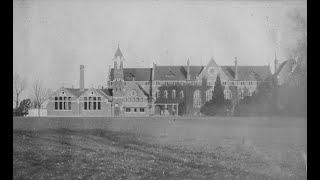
[172,90,176,99]
[240,90,244,99]
[164,90,168,98]
[193,90,201,108]
[180,91,184,98]
[206,90,213,102]
[224,89,231,99]
[155,90,160,99]
[248,90,253,96]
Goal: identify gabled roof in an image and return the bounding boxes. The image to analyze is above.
[153,66,204,81]
[274,59,302,86]
[136,82,151,98]
[100,88,113,96]
[110,68,152,81]
[220,66,271,81]
[109,65,270,81]
[274,59,297,77]
[65,88,88,98]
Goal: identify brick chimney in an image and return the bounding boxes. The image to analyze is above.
[234,57,238,80]
[152,62,156,81]
[187,59,190,81]
[80,65,85,90]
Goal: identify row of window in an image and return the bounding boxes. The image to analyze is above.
[155,90,184,99]
[124,97,146,102]
[125,107,145,112]
[110,80,259,87]
[54,97,72,110]
[154,88,252,106]
[84,97,101,110]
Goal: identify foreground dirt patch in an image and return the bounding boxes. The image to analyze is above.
[13,129,306,180]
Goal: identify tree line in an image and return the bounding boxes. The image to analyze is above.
[13,73,52,117]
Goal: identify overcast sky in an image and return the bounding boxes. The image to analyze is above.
[13,0,306,92]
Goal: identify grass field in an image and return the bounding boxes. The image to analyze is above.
[13,116,307,179]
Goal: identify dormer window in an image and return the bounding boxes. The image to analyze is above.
[165,70,175,77]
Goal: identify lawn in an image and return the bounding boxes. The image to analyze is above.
[13,116,307,179]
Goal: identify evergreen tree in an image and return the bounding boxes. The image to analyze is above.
[200,74,227,116]
[16,99,31,116]
[211,75,225,105]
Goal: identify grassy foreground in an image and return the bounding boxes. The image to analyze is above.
[13,117,307,179]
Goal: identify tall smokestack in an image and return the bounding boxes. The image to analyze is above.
[187,59,190,81]
[80,65,85,90]
[235,57,238,80]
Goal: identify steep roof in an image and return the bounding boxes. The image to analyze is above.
[100,88,113,96]
[221,66,271,81]
[153,66,204,81]
[136,82,151,98]
[114,46,124,59]
[110,68,152,81]
[109,65,270,81]
[65,88,88,97]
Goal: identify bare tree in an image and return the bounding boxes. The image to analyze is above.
[13,73,27,109]
[30,79,52,117]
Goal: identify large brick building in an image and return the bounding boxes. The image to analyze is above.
[47,46,272,117]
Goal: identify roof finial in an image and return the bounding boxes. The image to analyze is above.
[118,42,120,49]
[275,51,277,60]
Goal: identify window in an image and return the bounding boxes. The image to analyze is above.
[224,90,231,99]
[93,97,96,110]
[193,90,201,108]
[164,90,168,98]
[140,98,143,102]
[128,98,131,102]
[89,97,92,110]
[55,96,71,110]
[126,108,131,112]
[241,82,245,85]
[136,98,139,102]
[180,91,184,98]
[68,97,71,110]
[172,90,176,99]
[134,108,137,112]
[140,108,145,112]
[59,97,62,110]
[249,81,252,85]
[124,98,127,102]
[84,97,87,110]
[54,97,58,110]
[248,90,253,96]
[156,90,160,98]
[206,90,213,102]
[231,82,234,86]
[98,97,101,110]
[84,96,101,110]
[222,81,227,86]
[240,90,244,99]
[132,98,135,102]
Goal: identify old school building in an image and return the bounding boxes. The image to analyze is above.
[47,46,272,117]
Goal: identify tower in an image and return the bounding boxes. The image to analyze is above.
[113,45,125,97]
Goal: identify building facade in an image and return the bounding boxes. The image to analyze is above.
[48,46,272,116]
